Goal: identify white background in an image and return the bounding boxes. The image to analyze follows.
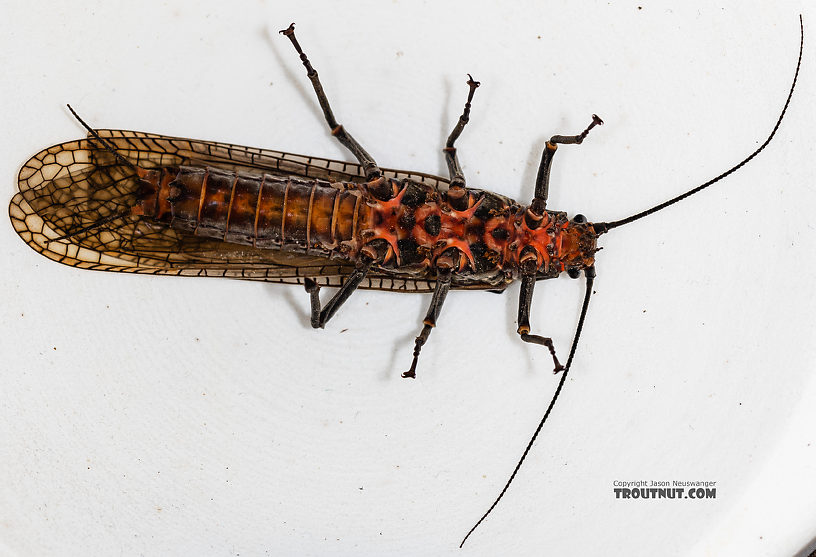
[1,2,815,556]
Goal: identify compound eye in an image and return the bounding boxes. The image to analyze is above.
[573,214,587,224]
[567,268,581,279]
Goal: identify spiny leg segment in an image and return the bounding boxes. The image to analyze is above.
[280,23,382,181]
[305,241,389,329]
[516,257,564,373]
[443,74,480,209]
[281,23,389,329]
[403,76,483,378]
[531,114,603,213]
[517,114,603,371]
[402,260,454,379]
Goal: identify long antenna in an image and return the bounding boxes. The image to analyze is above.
[460,267,596,547]
[594,15,803,235]
[460,16,803,548]
[66,104,142,173]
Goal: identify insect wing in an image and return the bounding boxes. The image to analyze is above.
[9,130,457,291]
[94,129,455,188]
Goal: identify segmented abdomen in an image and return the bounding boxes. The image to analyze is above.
[140,166,365,258]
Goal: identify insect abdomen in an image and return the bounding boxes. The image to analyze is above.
[142,166,364,257]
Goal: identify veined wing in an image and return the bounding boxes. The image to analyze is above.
[94,129,454,188]
[9,130,471,292]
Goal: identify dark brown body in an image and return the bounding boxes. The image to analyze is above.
[137,167,365,257]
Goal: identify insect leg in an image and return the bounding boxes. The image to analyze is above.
[304,258,374,328]
[303,241,387,328]
[402,266,453,379]
[443,75,480,208]
[279,23,382,181]
[516,258,564,373]
[532,114,604,209]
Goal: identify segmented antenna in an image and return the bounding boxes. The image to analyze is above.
[66,104,141,172]
[593,15,803,234]
[460,267,596,547]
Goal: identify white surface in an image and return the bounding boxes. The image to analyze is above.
[1,2,815,556]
